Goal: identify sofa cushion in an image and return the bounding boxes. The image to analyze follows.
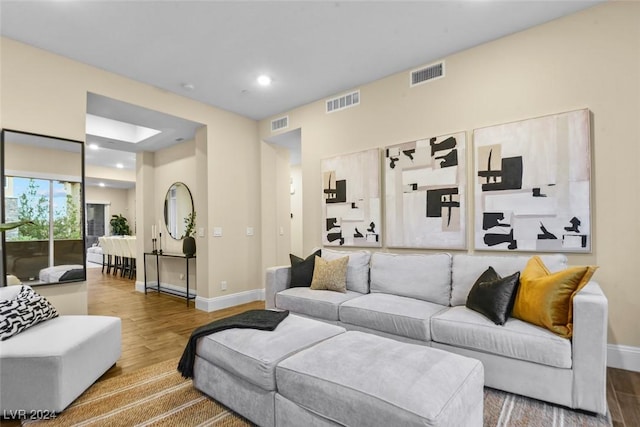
[310,256,348,293]
[0,285,59,341]
[276,288,363,321]
[450,254,568,306]
[276,331,484,427]
[370,252,451,305]
[339,293,446,341]
[431,306,572,368]
[465,268,520,325]
[195,315,344,391]
[322,249,371,294]
[513,256,597,338]
[289,249,321,287]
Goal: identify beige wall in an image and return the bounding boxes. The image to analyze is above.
[1,37,261,312]
[150,139,197,289]
[86,164,136,183]
[290,165,303,256]
[259,2,640,347]
[4,142,81,178]
[85,185,134,230]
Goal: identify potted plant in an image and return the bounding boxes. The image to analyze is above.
[182,211,196,257]
[110,214,130,236]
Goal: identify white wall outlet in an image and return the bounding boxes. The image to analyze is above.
[198,227,205,237]
[279,226,284,236]
[213,227,223,237]
[179,273,185,280]
[220,281,227,291]
[246,227,254,236]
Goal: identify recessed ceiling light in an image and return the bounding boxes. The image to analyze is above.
[89,143,99,150]
[257,75,272,86]
[182,83,195,91]
[99,182,105,187]
[116,163,124,169]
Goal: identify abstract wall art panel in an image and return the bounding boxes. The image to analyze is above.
[384,132,466,249]
[321,148,381,247]
[474,109,591,252]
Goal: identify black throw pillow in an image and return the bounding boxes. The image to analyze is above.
[466,267,521,325]
[289,249,321,287]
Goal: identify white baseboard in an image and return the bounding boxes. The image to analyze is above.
[607,344,640,372]
[134,282,264,312]
[195,289,265,313]
[134,281,196,297]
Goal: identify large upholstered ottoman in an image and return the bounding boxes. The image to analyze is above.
[193,314,345,427]
[0,315,121,413]
[275,331,485,427]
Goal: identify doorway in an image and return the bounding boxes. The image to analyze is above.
[264,128,302,256]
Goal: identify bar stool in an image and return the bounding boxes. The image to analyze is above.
[126,236,137,280]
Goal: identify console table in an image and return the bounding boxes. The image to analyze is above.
[143,252,196,306]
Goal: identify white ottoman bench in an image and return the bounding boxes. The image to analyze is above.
[193,314,345,427]
[0,286,121,414]
[276,331,485,427]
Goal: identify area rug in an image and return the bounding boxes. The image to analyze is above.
[24,358,611,427]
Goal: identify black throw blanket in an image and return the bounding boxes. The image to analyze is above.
[177,309,289,378]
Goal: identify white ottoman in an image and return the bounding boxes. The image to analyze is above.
[0,315,121,413]
[275,331,485,427]
[193,314,345,427]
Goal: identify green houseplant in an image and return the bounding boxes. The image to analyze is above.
[182,211,196,257]
[110,214,131,236]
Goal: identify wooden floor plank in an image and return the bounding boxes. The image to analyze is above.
[88,268,264,381]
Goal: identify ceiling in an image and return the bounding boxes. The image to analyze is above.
[0,0,603,122]
[1,1,604,187]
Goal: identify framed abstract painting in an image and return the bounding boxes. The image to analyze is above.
[384,132,466,249]
[473,109,591,252]
[321,148,381,247]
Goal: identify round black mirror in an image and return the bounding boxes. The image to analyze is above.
[163,182,194,239]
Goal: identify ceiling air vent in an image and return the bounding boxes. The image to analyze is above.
[410,61,445,87]
[326,90,360,114]
[271,116,289,132]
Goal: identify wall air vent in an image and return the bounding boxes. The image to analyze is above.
[326,90,360,114]
[271,116,289,132]
[410,61,445,87]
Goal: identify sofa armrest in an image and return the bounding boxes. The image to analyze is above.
[572,280,608,415]
[265,265,291,309]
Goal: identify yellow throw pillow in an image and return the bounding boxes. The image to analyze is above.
[513,256,597,338]
[310,256,349,293]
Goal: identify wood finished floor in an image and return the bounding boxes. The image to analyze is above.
[2,268,639,426]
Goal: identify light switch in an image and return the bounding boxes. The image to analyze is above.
[246,227,254,236]
[213,227,223,237]
[198,227,205,237]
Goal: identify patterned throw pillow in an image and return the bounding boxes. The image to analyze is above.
[310,256,349,293]
[0,285,59,341]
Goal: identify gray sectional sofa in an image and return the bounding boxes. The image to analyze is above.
[265,249,608,415]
